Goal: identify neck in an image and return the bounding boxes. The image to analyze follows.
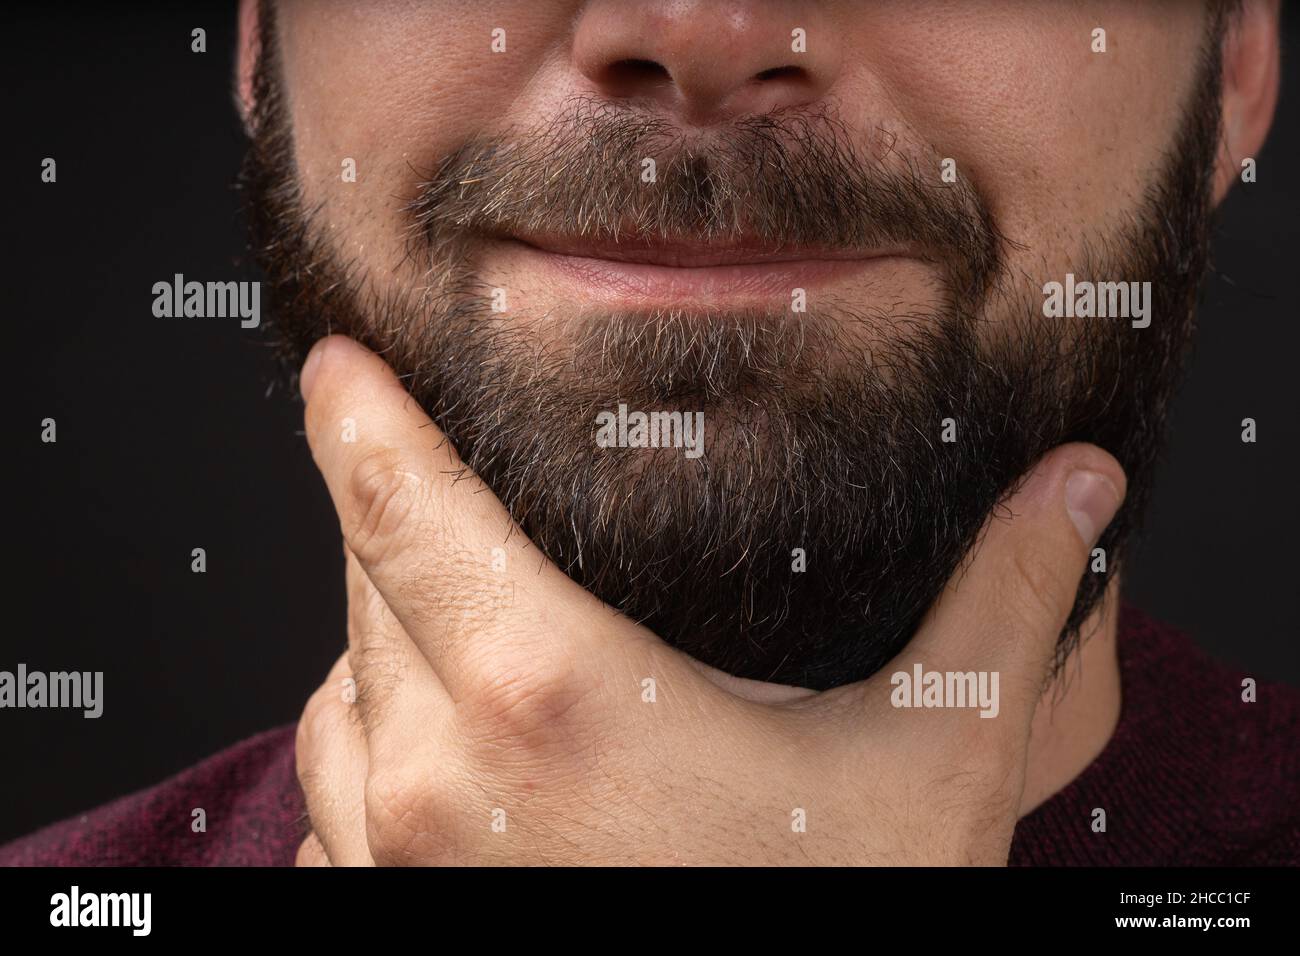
[1018,580,1123,816]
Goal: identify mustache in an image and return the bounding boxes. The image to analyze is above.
[403,96,1005,301]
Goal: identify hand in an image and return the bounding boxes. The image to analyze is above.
[293,335,1125,866]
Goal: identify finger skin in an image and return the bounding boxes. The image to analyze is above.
[295,654,375,866]
[301,334,616,698]
[299,339,1120,868]
[344,545,449,765]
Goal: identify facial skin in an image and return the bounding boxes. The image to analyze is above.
[239,1,1274,691]
[241,1,1280,864]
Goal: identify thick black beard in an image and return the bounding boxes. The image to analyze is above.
[240,6,1219,689]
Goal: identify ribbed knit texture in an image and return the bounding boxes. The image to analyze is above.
[2,605,1295,866]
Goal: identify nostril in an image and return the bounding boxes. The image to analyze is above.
[603,58,673,94]
[753,65,806,83]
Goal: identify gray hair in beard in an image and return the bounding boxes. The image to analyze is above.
[241,1,1219,688]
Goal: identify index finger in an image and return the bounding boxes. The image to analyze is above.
[300,334,616,698]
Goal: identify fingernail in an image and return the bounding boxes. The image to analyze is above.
[299,339,327,402]
[1065,470,1121,548]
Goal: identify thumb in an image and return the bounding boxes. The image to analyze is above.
[899,442,1126,722]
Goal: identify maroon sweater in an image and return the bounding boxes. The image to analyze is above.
[2,606,1296,866]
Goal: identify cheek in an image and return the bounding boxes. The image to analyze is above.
[852,1,1203,274]
[276,2,584,279]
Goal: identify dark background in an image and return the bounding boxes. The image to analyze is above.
[1,5,1296,845]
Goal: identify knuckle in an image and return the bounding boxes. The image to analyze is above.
[364,765,449,865]
[458,653,598,764]
[344,450,423,566]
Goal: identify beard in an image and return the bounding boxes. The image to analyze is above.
[240,11,1222,690]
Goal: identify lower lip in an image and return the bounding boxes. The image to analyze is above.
[508,241,905,306]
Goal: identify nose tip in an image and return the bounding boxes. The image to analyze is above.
[573,2,840,124]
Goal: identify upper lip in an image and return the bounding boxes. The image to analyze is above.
[505,232,912,268]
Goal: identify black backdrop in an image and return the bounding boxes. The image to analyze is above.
[1,4,1296,845]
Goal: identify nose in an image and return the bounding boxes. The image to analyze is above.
[572,1,842,125]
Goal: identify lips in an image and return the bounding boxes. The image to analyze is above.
[510,232,904,267]
[499,232,916,304]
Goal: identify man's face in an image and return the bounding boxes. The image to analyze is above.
[244,1,1225,688]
